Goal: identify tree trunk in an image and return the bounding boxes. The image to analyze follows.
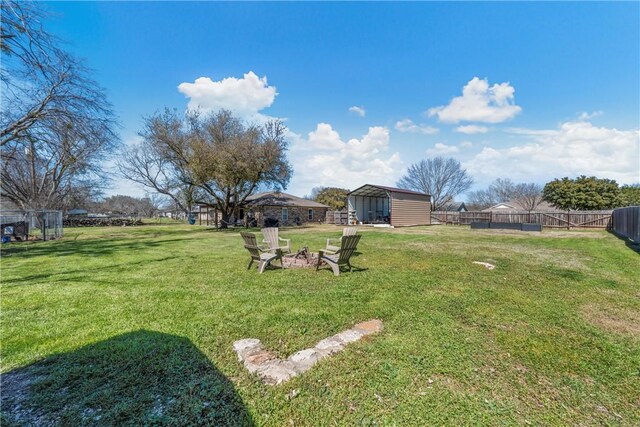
[220,210,231,229]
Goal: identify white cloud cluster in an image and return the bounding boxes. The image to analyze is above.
[578,111,603,121]
[394,119,439,134]
[426,142,459,155]
[289,124,403,192]
[464,120,640,185]
[349,106,366,117]
[455,125,489,134]
[177,71,277,118]
[428,77,522,124]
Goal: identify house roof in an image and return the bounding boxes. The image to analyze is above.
[482,200,562,212]
[482,202,519,211]
[245,191,330,208]
[348,184,430,198]
[441,202,467,212]
[66,209,88,215]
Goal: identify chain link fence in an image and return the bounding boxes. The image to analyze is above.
[0,210,64,241]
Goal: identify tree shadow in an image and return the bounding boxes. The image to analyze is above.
[607,230,640,254]
[1,330,254,426]
[1,256,177,287]
[0,236,195,260]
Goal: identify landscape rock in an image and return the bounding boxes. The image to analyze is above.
[288,349,323,373]
[314,336,346,355]
[473,261,496,270]
[354,319,384,334]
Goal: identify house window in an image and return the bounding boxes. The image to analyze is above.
[308,209,313,221]
[281,208,288,221]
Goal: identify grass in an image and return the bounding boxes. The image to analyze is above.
[1,224,638,426]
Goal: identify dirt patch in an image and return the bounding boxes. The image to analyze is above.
[581,304,640,338]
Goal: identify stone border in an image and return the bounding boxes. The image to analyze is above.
[233,319,383,385]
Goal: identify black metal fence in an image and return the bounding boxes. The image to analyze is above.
[612,206,640,243]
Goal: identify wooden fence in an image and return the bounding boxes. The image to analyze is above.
[326,210,349,225]
[431,210,613,229]
[612,206,640,242]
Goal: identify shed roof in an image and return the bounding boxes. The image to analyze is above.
[245,191,330,208]
[348,184,430,198]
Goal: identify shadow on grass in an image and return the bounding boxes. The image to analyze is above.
[607,230,640,254]
[1,330,254,426]
[1,256,177,286]
[0,236,195,260]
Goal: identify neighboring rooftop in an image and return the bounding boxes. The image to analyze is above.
[483,200,561,212]
[245,192,330,208]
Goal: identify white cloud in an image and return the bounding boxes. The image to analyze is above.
[455,125,489,134]
[426,142,459,156]
[394,119,439,134]
[578,110,603,121]
[288,124,403,193]
[427,77,522,124]
[460,141,473,148]
[349,106,366,117]
[464,121,640,185]
[177,71,277,118]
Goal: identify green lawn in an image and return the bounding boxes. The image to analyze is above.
[1,224,638,426]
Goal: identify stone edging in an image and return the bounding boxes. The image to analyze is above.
[233,319,384,385]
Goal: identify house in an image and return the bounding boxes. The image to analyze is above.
[483,201,561,212]
[347,184,431,227]
[244,192,330,226]
[65,208,88,217]
[482,202,519,212]
[441,202,467,212]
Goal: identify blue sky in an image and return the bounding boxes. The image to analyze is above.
[46,1,639,197]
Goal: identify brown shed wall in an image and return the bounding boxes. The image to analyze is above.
[390,192,431,226]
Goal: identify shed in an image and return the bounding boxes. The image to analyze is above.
[347,184,431,227]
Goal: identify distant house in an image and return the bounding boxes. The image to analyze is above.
[66,208,88,217]
[483,201,561,212]
[347,184,431,227]
[245,192,330,226]
[482,202,519,212]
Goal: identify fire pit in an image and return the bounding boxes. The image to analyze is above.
[282,246,321,269]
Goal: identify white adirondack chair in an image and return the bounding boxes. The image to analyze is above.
[261,227,291,254]
[325,227,357,254]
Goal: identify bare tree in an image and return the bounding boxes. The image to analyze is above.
[118,109,292,227]
[489,178,517,203]
[397,157,473,210]
[117,138,195,215]
[466,189,496,210]
[513,183,543,210]
[466,179,543,210]
[1,2,119,209]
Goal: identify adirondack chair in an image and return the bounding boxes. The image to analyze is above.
[241,232,283,274]
[261,227,291,254]
[325,227,358,254]
[317,234,361,276]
